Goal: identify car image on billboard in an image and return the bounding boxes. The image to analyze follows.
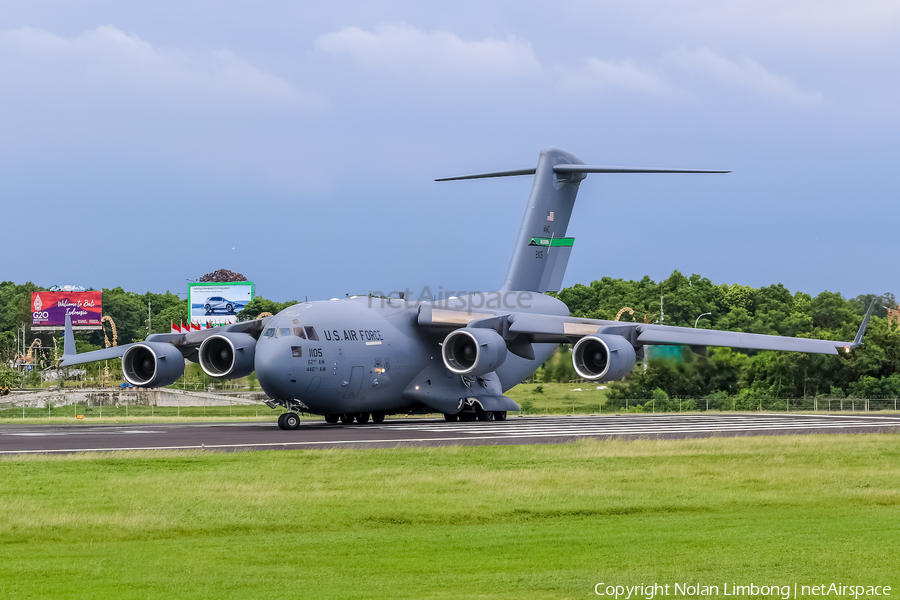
[203,296,244,315]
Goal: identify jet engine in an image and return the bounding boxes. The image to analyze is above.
[572,334,636,381]
[199,333,257,379]
[122,342,186,387]
[442,328,508,376]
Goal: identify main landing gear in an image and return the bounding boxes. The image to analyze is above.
[444,410,507,422]
[277,412,301,430]
[325,413,385,425]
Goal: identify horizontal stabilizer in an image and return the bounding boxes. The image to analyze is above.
[436,164,729,181]
[435,167,536,181]
[553,165,730,175]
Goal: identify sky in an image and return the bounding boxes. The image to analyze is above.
[1,1,898,303]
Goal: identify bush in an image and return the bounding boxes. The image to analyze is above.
[705,390,730,410]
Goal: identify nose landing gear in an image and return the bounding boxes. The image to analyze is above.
[277,412,301,430]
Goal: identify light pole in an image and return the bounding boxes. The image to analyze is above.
[694,312,711,328]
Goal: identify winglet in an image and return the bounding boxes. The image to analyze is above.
[848,299,876,351]
[64,314,76,357]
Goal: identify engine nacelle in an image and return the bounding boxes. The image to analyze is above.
[199,333,257,379]
[572,334,637,381]
[442,328,508,376]
[122,342,186,388]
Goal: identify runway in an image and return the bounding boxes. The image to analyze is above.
[1,413,899,454]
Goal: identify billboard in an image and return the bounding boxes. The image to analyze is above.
[31,291,102,331]
[189,282,254,326]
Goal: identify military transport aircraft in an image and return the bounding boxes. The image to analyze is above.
[61,148,875,429]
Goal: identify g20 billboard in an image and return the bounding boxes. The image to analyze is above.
[188,282,254,325]
[31,291,102,331]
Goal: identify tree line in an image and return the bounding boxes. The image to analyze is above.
[1,272,897,401]
[0,281,296,386]
[545,271,899,405]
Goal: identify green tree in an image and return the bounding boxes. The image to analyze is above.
[237,297,300,321]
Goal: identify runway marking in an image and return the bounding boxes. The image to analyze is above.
[376,414,900,436]
[3,429,158,437]
[0,414,898,454]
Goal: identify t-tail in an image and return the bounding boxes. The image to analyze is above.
[437,147,729,293]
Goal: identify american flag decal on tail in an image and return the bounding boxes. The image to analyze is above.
[547,211,554,222]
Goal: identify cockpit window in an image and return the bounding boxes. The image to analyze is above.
[280,328,291,337]
[292,327,307,339]
[305,326,319,341]
[264,328,276,338]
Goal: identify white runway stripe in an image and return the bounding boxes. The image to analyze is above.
[377,414,900,436]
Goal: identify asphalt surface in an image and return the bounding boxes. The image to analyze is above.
[1,413,899,454]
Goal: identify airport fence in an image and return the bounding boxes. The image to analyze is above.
[607,396,900,414]
[0,388,275,421]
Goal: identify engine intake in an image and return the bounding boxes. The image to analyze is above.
[199,333,257,379]
[572,334,636,381]
[442,328,508,376]
[122,342,185,387]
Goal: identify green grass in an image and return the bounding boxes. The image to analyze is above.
[507,382,610,414]
[1,435,898,599]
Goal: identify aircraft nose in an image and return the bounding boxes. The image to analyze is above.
[255,338,290,399]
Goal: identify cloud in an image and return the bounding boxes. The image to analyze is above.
[561,57,673,95]
[658,0,900,50]
[315,24,540,79]
[670,47,823,105]
[0,25,315,107]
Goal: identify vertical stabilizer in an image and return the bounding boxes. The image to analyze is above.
[436,148,728,294]
[502,147,585,292]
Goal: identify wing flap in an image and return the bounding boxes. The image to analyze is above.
[635,326,843,355]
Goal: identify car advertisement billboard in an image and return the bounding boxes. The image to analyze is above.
[31,291,102,331]
[188,282,254,326]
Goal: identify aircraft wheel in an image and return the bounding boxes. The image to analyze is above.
[324,414,339,424]
[459,412,476,422]
[443,413,458,422]
[283,412,301,430]
[493,411,507,421]
[277,413,288,429]
[371,412,385,424]
[476,410,491,421]
[357,413,370,424]
[339,414,353,424]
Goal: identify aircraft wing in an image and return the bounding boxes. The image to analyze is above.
[504,315,858,354]
[58,315,270,367]
[418,300,875,355]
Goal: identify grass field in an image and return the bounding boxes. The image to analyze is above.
[0,382,602,424]
[1,434,898,599]
[507,382,610,414]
